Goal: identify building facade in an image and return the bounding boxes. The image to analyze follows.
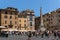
[35,8,60,30]
[35,17,40,30]
[18,10,35,32]
[0,7,19,31]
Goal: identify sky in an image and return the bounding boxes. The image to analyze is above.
[0,0,60,17]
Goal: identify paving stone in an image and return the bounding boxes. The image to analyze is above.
[0,35,59,40]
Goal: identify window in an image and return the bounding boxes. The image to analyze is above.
[10,12,12,15]
[15,16,17,19]
[49,16,50,18]
[30,16,33,21]
[24,24,26,30]
[30,22,32,26]
[19,20,21,22]
[24,20,26,22]
[24,24,26,27]
[5,11,8,14]
[59,20,60,22]
[5,20,7,24]
[47,24,49,26]
[43,20,45,22]
[15,26,17,28]
[10,21,12,24]
[4,15,8,18]
[20,24,21,27]
[10,16,12,19]
[59,15,60,17]
[23,16,27,18]
[18,16,22,18]
[9,21,13,28]
[46,19,49,21]
[51,18,52,20]
[19,24,21,30]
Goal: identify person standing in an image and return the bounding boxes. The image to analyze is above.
[53,30,57,40]
[57,31,60,38]
[27,31,32,40]
[41,31,44,38]
[53,30,57,38]
[44,30,49,38]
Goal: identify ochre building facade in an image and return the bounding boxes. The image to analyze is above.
[0,7,19,31]
[18,10,35,32]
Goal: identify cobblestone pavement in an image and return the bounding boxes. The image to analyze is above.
[0,35,60,40]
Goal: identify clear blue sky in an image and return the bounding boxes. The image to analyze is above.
[0,0,60,17]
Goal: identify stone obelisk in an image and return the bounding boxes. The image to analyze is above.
[39,7,46,31]
[40,7,44,27]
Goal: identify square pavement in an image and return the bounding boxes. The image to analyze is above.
[0,35,59,40]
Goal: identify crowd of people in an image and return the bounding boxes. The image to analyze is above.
[25,30,60,40]
[0,30,60,40]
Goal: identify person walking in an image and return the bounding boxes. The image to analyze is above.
[53,30,57,40]
[44,30,49,38]
[41,31,44,38]
[53,30,57,38]
[27,31,32,40]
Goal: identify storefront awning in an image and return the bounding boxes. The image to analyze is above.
[1,29,18,31]
[18,30,28,32]
[18,30,35,32]
[0,26,6,28]
[8,29,18,31]
[27,30,36,32]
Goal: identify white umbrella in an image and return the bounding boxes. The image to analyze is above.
[1,29,8,31]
